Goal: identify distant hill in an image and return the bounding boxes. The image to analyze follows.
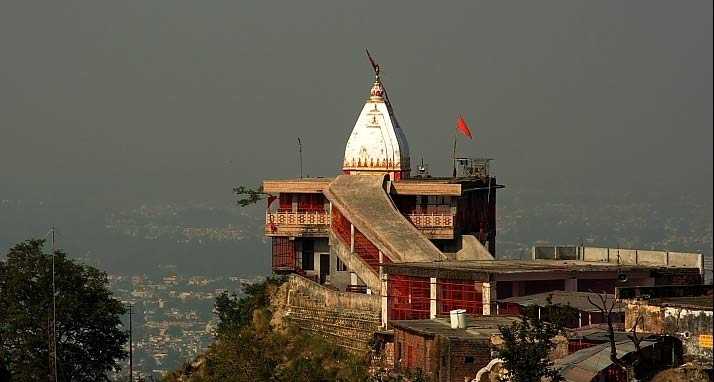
[1,189,710,279]
[0,199,269,277]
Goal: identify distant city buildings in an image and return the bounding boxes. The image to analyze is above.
[108,270,265,379]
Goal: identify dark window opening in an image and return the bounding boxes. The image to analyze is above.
[301,240,314,270]
[336,257,348,271]
[464,356,475,364]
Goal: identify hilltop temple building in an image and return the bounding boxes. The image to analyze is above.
[260,61,704,381]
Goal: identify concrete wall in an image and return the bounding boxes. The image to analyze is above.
[532,245,703,272]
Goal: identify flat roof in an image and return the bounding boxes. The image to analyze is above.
[262,176,504,196]
[263,178,333,193]
[390,315,519,340]
[498,291,624,313]
[382,259,698,281]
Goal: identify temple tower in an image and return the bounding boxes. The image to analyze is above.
[342,77,411,180]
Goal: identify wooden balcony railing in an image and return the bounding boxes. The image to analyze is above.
[265,210,330,236]
[406,213,454,228]
[267,210,330,226]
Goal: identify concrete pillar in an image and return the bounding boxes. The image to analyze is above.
[482,282,496,315]
[350,224,355,252]
[378,251,383,279]
[381,274,389,328]
[430,277,437,319]
[565,278,578,292]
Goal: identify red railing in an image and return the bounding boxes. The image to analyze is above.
[388,275,430,320]
[272,237,297,271]
[437,279,482,315]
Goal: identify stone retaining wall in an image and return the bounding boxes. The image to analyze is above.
[277,274,382,353]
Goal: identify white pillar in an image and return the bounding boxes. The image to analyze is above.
[578,312,582,328]
[430,277,437,319]
[350,224,355,252]
[482,282,496,315]
[381,274,389,328]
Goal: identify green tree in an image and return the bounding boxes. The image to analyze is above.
[497,302,573,382]
[214,277,283,335]
[233,186,267,207]
[0,239,127,381]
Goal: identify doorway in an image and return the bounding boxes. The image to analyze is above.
[319,254,330,284]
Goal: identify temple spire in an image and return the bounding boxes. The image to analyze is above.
[342,51,411,180]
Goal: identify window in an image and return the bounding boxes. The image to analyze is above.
[464,356,475,364]
[301,240,314,270]
[336,257,348,272]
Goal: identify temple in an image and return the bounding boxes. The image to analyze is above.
[260,57,705,381]
[264,68,501,294]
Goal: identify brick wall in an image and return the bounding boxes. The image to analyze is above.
[444,338,492,382]
[393,328,494,382]
[394,329,434,374]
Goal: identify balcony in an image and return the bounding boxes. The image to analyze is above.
[265,210,330,237]
[406,213,454,239]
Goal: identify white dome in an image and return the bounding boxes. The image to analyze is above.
[342,80,410,179]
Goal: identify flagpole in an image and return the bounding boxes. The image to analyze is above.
[452,131,457,178]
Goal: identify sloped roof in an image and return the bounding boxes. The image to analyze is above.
[555,339,656,382]
[324,174,444,263]
[498,291,623,313]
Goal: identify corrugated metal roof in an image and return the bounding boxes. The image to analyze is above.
[555,339,656,382]
[498,291,624,313]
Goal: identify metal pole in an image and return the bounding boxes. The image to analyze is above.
[452,133,457,178]
[297,138,303,179]
[128,304,133,382]
[50,226,58,382]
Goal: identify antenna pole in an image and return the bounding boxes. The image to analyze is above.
[50,226,58,382]
[128,304,133,381]
[297,138,303,179]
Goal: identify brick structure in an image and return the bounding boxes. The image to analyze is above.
[391,316,518,382]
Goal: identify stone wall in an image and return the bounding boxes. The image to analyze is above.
[625,301,713,367]
[276,274,381,353]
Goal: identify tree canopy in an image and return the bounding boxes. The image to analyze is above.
[497,301,575,382]
[0,239,127,381]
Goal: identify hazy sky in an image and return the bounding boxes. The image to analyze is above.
[1,1,712,205]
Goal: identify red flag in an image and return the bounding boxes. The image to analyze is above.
[456,116,472,139]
